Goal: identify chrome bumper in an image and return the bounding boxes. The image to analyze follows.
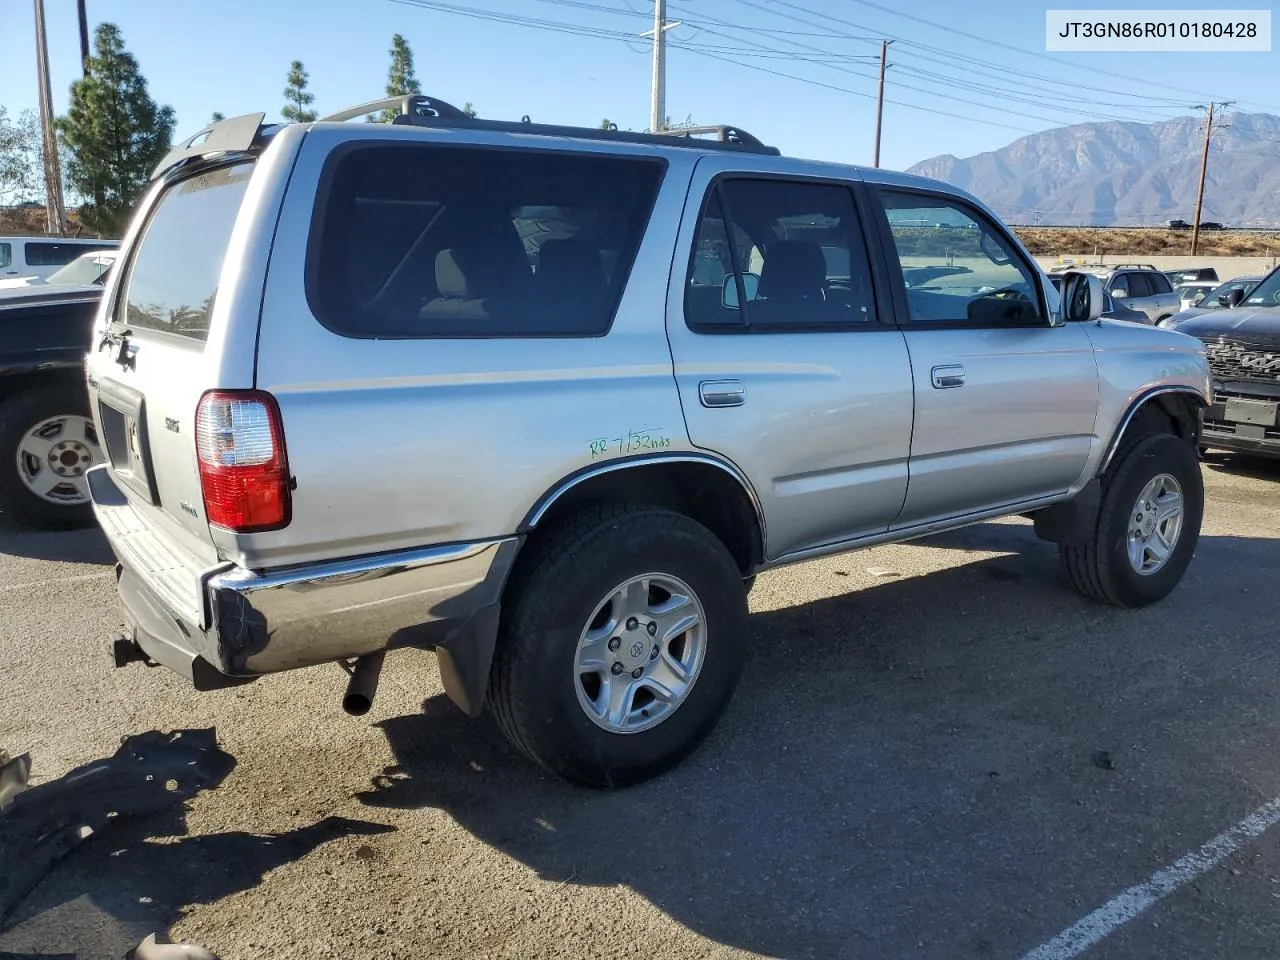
[89,465,520,715]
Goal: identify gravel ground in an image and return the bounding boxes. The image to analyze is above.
[2,452,1279,960]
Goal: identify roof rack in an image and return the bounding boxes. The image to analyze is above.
[319,95,781,156]
[1111,263,1161,271]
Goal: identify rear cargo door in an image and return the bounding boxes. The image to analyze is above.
[86,162,258,607]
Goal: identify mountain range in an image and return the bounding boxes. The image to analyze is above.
[905,112,1280,227]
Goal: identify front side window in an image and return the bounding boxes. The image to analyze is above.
[684,177,877,331]
[309,145,664,338]
[0,243,10,269]
[878,190,1043,326]
[1244,268,1280,307]
[118,162,254,343]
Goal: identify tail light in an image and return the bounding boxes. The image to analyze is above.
[195,390,291,532]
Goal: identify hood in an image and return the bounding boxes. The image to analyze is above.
[1173,306,1280,343]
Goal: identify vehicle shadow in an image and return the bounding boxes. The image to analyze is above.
[357,524,1280,959]
[0,729,393,960]
[1202,450,1280,482]
[0,524,113,564]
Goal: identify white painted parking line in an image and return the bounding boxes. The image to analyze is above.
[0,571,114,591]
[1021,795,1280,960]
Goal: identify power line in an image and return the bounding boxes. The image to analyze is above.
[769,0,1280,113]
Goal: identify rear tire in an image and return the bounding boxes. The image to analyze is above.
[1060,433,1203,607]
[0,383,101,530]
[488,502,748,787]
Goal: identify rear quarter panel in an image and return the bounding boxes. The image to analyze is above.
[245,126,699,568]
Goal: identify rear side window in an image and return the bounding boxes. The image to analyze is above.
[0,243,9,269]
[1148,271,1173,294]
[116,162,253,343]
[1120,272,1153,298]
[308,144,664,338]
[25,242,108,267]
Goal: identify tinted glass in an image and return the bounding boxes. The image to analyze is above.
[310,145,664,338]
[685,178,876,331]
[25,240,113,267]
[1122,273,1153,298]
[118,162,253,342]
[879,190,1042,325]
[0,243,9,269]
[1149,271,1173,294]
[1201,276,1259,306]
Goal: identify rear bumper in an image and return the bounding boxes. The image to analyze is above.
[89,465,519,714]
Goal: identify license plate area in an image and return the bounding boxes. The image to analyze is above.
[97,378,160,505]
[1223,398,1278,426]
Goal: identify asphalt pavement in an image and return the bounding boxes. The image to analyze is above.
[1,453,1278,960]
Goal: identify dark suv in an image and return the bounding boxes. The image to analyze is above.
[1172,265,1280,458]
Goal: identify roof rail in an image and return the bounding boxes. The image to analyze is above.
[1111,263,1160,271]
[319,95,781,156]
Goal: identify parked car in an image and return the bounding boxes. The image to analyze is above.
[87,98,1210,788]
[1165,266,1219,285]
[0,237,118,282]
[1050,262,1180,324]
[0,250,118,297]
[1158,275,1263,329]
[1167,218,1191,230]
[0,287,105,526]
[1175,281,1220,311]
[1200,221,1224,231]
[1048,276,1149,324]
[1172,265,1280,458]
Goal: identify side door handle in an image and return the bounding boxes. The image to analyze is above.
[931,364,966,389]
[699,379,746,408]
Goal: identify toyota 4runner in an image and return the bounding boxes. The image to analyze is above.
[87,97,1212,787]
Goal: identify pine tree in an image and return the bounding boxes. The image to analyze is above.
[379,35,421,122]
[210,111,225,123]
[55,24,175,237]
[463,102,477,118]
[282,61,317,123]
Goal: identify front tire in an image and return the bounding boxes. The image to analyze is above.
[1060,433,1203,607]
[488,503,748,787]
[0,383,102,529]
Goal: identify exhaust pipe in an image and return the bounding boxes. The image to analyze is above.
[342,652,385,716]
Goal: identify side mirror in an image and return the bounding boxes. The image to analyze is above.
[979,232,1011,265]
[722,272,760,309]
[1110,287,1128,300]
[1060,271,1104,322]
[1221,288,1245,307]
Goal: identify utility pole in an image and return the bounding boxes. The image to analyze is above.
[873,39,892,168]
[77,0,91,77]
[1190,100,1233,256]
[643,0,680,133]
[33,0,66,235]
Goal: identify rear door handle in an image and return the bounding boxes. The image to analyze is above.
[931,364,966,389]
[699,379,746,408]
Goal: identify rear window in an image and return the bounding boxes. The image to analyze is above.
[308,144,665,338]
[116,162,253,343]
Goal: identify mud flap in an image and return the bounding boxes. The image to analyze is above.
[434,603,502,717]
[1033,478,1102,546]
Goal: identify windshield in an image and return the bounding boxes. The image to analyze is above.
[1241,270,1280,307]
[45,253,114,286]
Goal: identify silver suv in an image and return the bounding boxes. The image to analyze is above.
[87,97,1211,787]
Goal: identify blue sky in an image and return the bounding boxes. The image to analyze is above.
[1,0,1277,171]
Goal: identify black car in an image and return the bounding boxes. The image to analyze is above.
[1172,266,1280,459]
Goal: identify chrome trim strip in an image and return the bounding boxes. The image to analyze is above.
[1098,386,1208,474]
[207,539,501,594]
